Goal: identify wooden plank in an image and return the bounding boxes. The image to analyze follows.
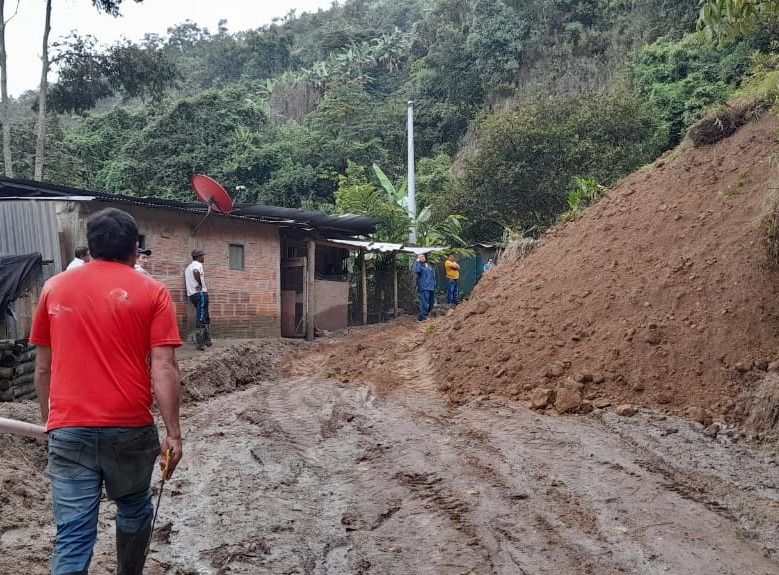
[302,256,308,339]
[281,290,297,337]
[393,255,399,318]
[359,249,367,325]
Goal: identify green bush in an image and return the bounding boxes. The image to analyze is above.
[627,32,762,146]
[456,91,667,239]
[564,176,606,221]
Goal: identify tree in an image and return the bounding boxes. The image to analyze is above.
[33,0,51,180]
[0,0,19,177]
[34,0,144,181]
[466,0,527,91]
[458,92,668,239]
[698,0,779,42]
[627,33,756,146]
[335,162,409,242]
[48,34,178,115]
[334,161,467,247]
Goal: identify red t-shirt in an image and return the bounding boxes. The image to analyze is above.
[29,260,182,431]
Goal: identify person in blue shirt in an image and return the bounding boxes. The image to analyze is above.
[483,258,495,274]
[413,253,437,321]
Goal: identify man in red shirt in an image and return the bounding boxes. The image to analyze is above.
[30,208,183,575]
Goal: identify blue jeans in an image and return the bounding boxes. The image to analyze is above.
[189,292,210,327]
[446,279,459,305]
[47,426,160,575]
[418,290,435,320]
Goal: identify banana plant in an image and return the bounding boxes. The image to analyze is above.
[372,163,468,248]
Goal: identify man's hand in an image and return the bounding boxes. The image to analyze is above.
[160,435,183,478]
[195,284,202,292]
[151,346,182,478]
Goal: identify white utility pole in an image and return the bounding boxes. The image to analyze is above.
[407,100,417,245]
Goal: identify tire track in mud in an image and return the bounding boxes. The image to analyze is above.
[140,344,779,575]
[596,412,779,558]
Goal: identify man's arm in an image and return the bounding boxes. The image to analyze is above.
[34,346,52,425]
[151,346,183,477]
[192,269,203,291]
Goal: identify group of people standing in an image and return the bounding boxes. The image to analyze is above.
[65,242,211,351]
[413,253,497,321]
[413,253,462,321]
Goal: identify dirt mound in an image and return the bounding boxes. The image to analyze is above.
[735,371,779,440]
[281,320,430,394]
[429,113,779,424]
[0,401,51,575]
[688,101,763,146]
[179,339,293,402]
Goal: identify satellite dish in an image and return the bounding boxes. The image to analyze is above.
[191,174,234,214]
[190,174,234,236]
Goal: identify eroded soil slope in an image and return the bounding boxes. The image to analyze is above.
[429,114,779,422]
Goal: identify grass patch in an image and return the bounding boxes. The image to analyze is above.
[759,189,779,267]
[562,177,607,222]
[722,172,750,199]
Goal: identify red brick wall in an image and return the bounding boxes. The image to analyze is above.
[79,204,281,339]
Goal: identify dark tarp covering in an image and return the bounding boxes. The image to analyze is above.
[0,253,43,319]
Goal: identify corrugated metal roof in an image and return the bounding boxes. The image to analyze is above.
[0,200,61,272]
[0,177,379,237]
[327,239,447,254]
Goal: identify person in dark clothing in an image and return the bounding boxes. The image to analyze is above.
[413,254,437,321]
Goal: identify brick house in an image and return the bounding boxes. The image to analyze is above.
[0,177,376,340]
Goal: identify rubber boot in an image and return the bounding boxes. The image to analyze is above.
[116,524,151,575]
[195,327,206,351]
[204,325,212,347]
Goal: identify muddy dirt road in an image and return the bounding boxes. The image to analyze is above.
[2,339,779,574]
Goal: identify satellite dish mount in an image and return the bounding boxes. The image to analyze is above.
[190,174,234,236]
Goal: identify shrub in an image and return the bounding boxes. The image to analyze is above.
[456,91,666,239]
[628,32,759,146]
[563,176,606,220]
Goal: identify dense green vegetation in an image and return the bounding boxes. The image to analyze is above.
[3,0,777,241]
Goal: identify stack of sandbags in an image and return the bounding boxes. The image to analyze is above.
[0,340,37,401]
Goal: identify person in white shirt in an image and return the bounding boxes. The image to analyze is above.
[184,249,211,350]
[65,246,90,270]
[134,247,152,276]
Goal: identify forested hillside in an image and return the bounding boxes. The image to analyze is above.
[3,0,777,240]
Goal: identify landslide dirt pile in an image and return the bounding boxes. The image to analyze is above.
[430,114,779,425]
[281,320,429,394]
[180,339,293,402]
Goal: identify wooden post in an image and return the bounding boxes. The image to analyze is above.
[360,249,368,325]
[301,257,308,338]
[393,253,399,318]
[306,239,316,341]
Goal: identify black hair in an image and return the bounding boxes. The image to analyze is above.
[74,245,89,259]
[86,208,138,262]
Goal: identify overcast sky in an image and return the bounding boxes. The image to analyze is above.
[6,0,335,96]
